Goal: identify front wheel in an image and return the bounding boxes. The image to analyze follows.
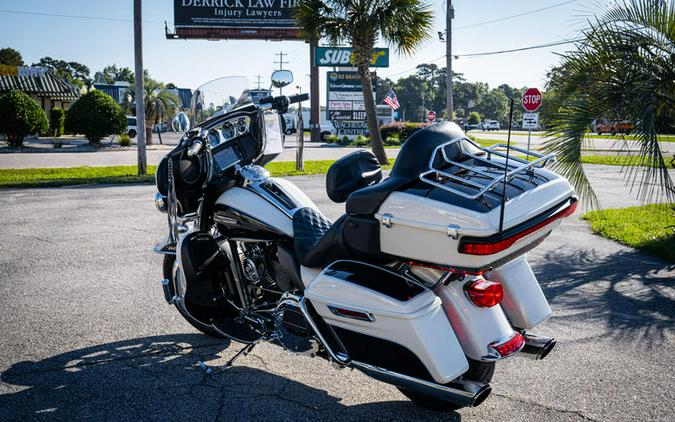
[397,359,494,411]
[162,255,228,338]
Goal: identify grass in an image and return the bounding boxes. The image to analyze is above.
[0,152,667,189]
[583,133,675,142]
[582,204,675,263]
[0,160,395,189]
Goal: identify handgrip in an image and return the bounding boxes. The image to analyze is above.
[187,140,203,157]
[288,93,309,104]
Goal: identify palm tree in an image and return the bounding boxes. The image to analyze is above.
[296,0,433,164]
[124,79,179,145]
[543,0,674,206]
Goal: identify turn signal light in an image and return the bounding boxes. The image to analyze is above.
[464,279,504,308]
[490,332,525,358]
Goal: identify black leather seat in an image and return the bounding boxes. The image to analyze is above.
[292,208,352,268]
[345,122,470,215]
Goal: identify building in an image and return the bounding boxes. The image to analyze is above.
[92,81,192,110]
[0,68,80,115]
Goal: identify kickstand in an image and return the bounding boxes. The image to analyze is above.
[197,342,257,374]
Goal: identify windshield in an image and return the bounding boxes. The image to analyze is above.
[189,76,252,126]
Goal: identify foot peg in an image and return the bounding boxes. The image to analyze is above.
[520,333,556,360]
[160,279,172,304]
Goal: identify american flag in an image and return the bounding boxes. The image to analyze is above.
[383,90,400,110]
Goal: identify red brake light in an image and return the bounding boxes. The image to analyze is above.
[460,199,578,256]
[464,279,503,308]
[490,332,525,358]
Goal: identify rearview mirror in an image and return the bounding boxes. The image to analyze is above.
[271,70,293,88]
[171,111,190,133]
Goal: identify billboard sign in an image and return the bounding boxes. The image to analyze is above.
[326,71,376,137]
[315,47,389,67]
[172,0,300,39]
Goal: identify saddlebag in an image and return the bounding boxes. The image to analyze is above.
[304,260,469,384]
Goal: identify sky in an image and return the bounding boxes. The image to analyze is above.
[0,0,604,104]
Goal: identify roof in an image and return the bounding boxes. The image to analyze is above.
[93,84,122,103]
[0,71,80,102]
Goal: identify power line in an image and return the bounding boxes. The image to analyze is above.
[454,0,578,31]
[0,8,163,24]
[383,37,582,79]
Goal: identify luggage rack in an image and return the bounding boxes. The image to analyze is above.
[419,139,556,200]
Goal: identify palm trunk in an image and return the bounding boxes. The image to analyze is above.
[356,56,387,165]
[145,125,153,145]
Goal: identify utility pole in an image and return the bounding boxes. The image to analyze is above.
[446,0,454,121]
[295,85,304,172]
[133,0,146,175]
[255,75,263,90]
[274,51,289,95]
[309,40,320,142]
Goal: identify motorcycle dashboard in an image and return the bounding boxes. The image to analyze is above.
[212,143,243,173]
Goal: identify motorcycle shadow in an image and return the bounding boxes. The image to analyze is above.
[0,334,461,421]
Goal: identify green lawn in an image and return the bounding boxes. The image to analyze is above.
[582,204,675,262]
[0,160,394,189]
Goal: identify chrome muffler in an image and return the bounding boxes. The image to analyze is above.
[351,361,492,408]
[520,333,556,360]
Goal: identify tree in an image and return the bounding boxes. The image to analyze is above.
[65,90,126,144]
[394,75,431,122]
[543,0,675,205]
[296,0,433,165]
[32,57,91,87]
[478,88,509,125]
[375,76,394,103]
[124,77,179,145]
[467,111,481,125]
[0,91,48,147]
[0,47,24,66]
[94,64,134,85]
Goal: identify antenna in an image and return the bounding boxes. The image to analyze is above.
[498,98,515,235]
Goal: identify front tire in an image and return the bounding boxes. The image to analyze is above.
[162,255,228,338]
[397,359,495,411]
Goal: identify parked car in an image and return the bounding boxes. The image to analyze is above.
[126,116,137,138]
[595,120,633,135]
[463,123,481,131]
[482,120,500,131]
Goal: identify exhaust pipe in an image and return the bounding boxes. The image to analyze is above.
[351,360,491,408]
[521,333,556,360]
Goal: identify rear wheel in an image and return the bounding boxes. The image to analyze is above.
[320,131,331,141]
[162,255,228,338]
[397,359,495,411]
[128,129,136,138]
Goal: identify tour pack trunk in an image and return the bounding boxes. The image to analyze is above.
[374,142,576,272]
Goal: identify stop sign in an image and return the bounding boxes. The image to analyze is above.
[522,88,542,112]
[427,111,436,122]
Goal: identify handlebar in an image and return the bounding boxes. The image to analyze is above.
[187,139,203,157]
[288,93,309,104]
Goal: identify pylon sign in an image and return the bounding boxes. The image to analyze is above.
[171,0,300,40]
[315,47,389,68]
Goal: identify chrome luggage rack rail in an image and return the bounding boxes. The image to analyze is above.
[419,139,556,200]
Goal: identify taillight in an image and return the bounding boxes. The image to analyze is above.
[464,279,503,308]
[459,199,578,256]
[489,332,525,358]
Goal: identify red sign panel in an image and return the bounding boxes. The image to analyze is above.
[522,88,542,112]
[427,111,436,122]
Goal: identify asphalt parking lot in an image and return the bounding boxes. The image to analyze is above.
[0,165,673,421]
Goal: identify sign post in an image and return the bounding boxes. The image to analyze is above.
[521,87,542,151]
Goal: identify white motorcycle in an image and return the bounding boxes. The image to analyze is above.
[153,71,577,410]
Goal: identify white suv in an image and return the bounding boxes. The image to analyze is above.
[482,120,500,131]
[126,116,138,138]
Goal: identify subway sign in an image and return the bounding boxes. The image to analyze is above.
[315,47,389,68]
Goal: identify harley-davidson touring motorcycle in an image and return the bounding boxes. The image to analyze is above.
[152,71,577,410]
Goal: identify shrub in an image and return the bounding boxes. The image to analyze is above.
[467,111,481,125]
[384,135,401,146]
[325,134,339,144]
[65,90,126,144]
[49,107,65,137]
[350,135,371,147]
[379,121,430,144]
[118,133,131,146]
[0,91,48,147]
[339,136,351,146]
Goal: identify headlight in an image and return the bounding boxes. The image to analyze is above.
[154,192,168,213]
